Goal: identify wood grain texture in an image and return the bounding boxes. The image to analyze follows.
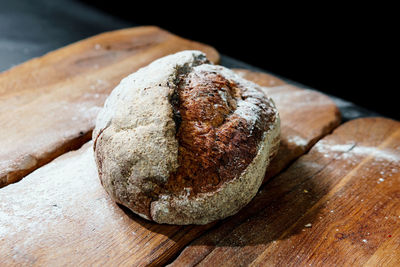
[0,26,219,187]
[0,70,340,266]
[170,117,400,267]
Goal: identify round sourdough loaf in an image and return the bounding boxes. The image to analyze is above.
[93,50,280,225]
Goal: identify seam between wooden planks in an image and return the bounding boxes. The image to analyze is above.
[0,130,93,188]
[163,217,228,266]
[248,124,400,266]
[148,226,204,267]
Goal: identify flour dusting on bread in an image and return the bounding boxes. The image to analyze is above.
[93,50,280,224]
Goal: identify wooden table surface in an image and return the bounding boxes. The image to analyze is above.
[171,117,400,267]
[0,27,399,267]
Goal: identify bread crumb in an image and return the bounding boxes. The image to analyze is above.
[304,223,312,228]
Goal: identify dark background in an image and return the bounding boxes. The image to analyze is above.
[1,0,396,120]
[79,1,395,119]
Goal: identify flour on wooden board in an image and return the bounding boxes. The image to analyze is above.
[314,140,400,163]
[0,145,119,251]
[287,135,308,147]
[266,89,333,110]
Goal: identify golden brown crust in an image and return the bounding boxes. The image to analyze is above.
[166,68,276,195]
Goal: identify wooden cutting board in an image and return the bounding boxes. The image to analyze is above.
[170,117,400,267]
[0,70,340,266]
[0,26,219,187]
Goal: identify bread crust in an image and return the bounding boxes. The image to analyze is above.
[93,51,280,224]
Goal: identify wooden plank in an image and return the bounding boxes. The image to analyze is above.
[233,69,286,87]
[0,70,340,266]
[170,117,400,267]
[0,26,219,187]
